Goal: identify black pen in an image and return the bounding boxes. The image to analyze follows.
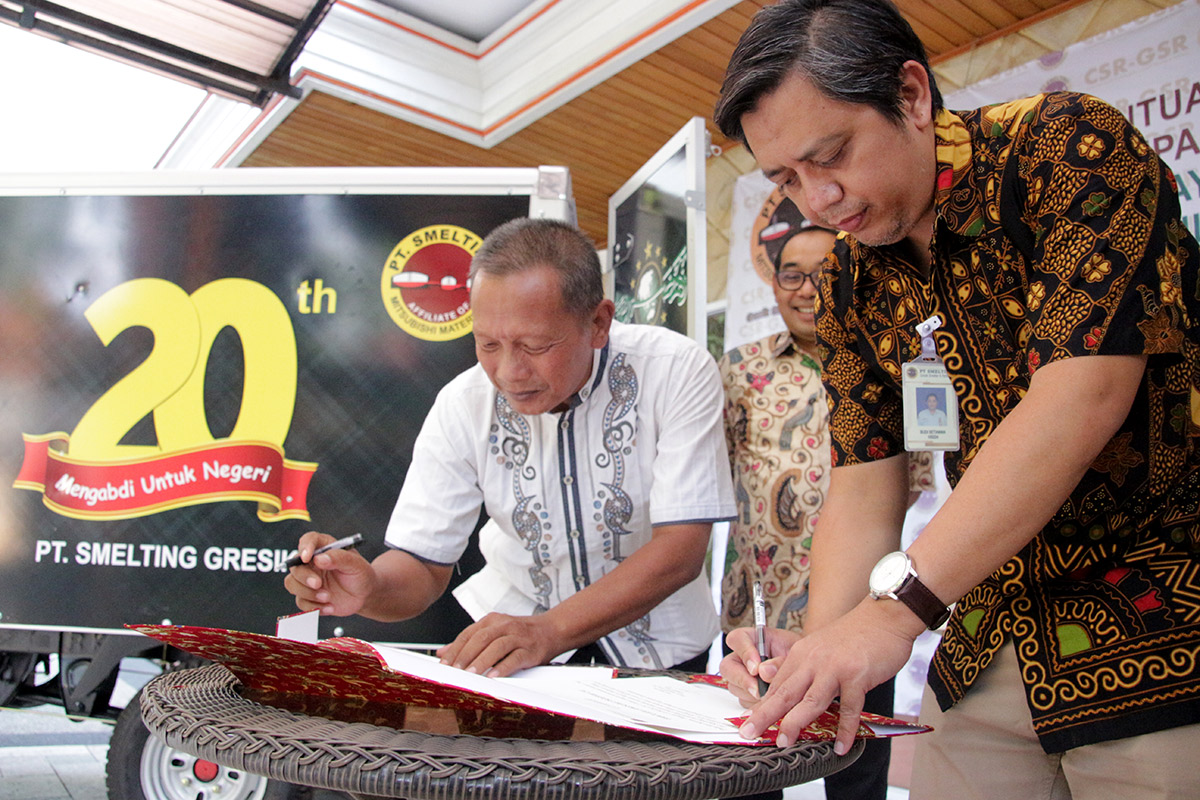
[285,533,363,569]
[753,580,770,698]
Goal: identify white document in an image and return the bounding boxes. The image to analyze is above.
[370,644,750,744]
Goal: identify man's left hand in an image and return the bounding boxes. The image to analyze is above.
[437,612,561,677]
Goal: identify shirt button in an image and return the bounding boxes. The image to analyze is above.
[563,476,574,485]
[569,529,580,539]
[560,419,570,429]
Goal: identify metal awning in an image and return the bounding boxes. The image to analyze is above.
[0,0,332,105]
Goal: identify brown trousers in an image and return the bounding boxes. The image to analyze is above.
[910,641,1200,799]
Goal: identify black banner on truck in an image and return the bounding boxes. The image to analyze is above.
[0,175,541,643]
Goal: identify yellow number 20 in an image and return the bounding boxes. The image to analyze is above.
[70,278,298,461]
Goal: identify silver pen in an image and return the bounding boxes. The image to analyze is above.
[285,533,363,569]
[753,580,769,697]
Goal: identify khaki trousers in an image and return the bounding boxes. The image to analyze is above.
[910,641,1200,799]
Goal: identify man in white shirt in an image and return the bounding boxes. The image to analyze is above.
[286,218,736,676]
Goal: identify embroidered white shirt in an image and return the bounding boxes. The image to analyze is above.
[385,321,735,669]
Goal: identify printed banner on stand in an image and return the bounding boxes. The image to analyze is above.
[722,171,785,353]
[945,1,1199,234]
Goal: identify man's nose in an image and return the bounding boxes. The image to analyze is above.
[804,179,843,216]
[495,349,531,382]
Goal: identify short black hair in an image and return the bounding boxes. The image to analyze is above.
[714,0,943,146]
[469,217,604,317]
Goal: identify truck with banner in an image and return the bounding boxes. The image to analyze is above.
[0,165,574,800]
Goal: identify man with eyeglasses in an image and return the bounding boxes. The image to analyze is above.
[719,194,932,800]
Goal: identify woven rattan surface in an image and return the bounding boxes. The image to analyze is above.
[140,665,862,799]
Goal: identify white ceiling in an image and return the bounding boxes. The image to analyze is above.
[377,0,539,42]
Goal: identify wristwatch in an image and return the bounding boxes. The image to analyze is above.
[868,551,950,630]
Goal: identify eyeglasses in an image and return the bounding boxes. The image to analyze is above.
[774,270,821,291]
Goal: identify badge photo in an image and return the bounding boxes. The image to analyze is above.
[902,360,959,451]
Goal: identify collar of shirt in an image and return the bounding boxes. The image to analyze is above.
[769,330,795,359]
[768,330,820,363]
[933,96,1048,241]
[563,340,611,412]
[933,106,984,239]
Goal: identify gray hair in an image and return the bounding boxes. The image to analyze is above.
[714,0,943,147]
[469,217,604,317]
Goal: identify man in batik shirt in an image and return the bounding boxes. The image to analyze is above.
[720,199,836,635]
[714,1,1200,796]
[719,195,933,800]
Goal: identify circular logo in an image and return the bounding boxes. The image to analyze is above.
[1041,76,1070,93]
[380,225,482,341]
[750,187,814,286]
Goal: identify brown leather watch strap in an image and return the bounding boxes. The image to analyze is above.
[896,573,950,630]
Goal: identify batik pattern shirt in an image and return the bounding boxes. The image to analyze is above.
[719,331,934,633]
[817,92,1200,751]
[386,321,736,670]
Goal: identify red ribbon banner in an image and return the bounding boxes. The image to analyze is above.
[14,433,317,522]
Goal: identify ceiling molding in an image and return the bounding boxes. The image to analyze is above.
[167,0,740,167]
[157,92,269,168]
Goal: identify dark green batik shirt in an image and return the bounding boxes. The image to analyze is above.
[816,92,1200,751]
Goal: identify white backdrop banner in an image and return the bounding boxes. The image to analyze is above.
[944,0,1199,236]
[723,170,784,353]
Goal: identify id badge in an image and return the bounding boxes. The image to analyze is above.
[902,316,960,452]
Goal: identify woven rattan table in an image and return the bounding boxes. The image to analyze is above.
[139,664,862,800]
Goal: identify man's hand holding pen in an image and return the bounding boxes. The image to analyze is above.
[721,625,802,707]
[722,597,919,752]
[721,581,793,712]
[284,531,378,616]
[285,532,363,569]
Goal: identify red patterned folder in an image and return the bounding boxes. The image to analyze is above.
[130,623,929,745]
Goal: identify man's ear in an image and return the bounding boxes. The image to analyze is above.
[897,60,934,130]
[591,298,616,348]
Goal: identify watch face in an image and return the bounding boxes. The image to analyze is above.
[870,552,910,594]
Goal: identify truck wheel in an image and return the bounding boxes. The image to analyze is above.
[107,690,289,800]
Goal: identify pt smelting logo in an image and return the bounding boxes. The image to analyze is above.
[380,224,482,341]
